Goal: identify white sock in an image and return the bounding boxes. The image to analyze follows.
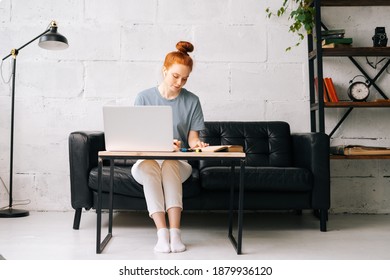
[170,228,186,253]
[154,228,170,253]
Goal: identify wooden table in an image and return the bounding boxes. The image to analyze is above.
[96,151,246,254]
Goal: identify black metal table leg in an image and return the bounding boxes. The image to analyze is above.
[228,165,235,238]
[96,157,113,254]
[96,157,103,253]
[228,159,245,254]
[108,159,114,235]
[237,159,245,253]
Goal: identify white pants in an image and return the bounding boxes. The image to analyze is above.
[131,160,192,216]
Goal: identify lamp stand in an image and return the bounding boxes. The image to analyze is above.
[0,21,68,218]
[0,52,29,218]
[0,209,29,218]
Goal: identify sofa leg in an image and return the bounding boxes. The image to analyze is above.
[320,209,327,232]
[73,208,82,230]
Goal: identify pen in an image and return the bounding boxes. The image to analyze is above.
[180,148,202,152]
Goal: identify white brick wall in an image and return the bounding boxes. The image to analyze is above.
[121,24,193,61]
[85,0,157,24]
[0,0,390,213]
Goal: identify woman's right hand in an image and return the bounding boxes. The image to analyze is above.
[173,139,181,151]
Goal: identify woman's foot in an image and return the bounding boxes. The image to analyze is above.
[154,228,170,253]
[170,228,186,253]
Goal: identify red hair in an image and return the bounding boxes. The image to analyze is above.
[163,41,194,71]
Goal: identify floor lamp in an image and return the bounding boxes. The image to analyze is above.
[0,21,69,218]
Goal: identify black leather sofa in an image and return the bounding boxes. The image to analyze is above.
[69,121,330,231]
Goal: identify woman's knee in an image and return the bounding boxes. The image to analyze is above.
[162,160,192,183]
[132,160,162,185]
[161,160,179,170]
[139,160,161,175]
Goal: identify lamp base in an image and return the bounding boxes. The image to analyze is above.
[0,208,29,218]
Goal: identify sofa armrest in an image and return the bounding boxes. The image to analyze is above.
[291,132,330,209]
[69,131,105,210]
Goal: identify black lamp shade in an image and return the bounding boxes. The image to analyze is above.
[38,27,69,50]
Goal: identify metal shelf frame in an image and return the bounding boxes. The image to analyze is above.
[308,0,390,137]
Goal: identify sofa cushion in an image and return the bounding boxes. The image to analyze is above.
[88,166,202,199]
[199,121,293,168]
[200,166,312,192]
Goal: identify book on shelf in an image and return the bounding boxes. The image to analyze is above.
[322,43,353,48]
[323,77,339,102]
[321,29,349,47]
[322,37,353,45]
[314,77,330,102]
[321,33,345,39]
[321,29,345,37]
[322,37,352,48]
[200,145,243,153]
[330,145,390,156]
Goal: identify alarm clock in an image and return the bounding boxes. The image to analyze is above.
[347,75,370,101]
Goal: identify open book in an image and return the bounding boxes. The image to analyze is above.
[200,145,244,153]
[330,145,390,156]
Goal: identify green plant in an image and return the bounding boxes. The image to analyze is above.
[266,0,315,51]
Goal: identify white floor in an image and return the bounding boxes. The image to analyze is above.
[0,210,390,260]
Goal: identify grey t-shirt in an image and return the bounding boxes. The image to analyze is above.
[134,87,206,148]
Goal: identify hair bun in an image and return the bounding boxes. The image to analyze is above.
[176,41,194,55]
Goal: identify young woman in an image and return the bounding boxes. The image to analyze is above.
[131,41,208,253]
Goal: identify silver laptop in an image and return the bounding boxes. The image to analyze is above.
[103,105,174,152]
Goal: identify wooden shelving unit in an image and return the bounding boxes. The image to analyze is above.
[324,101,390,108]
[322,47,390,57]
[308,0,390,159]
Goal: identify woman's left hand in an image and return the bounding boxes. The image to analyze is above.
[188,131,209,149]
[193,140,209,148]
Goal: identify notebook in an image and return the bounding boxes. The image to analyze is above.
[103,105,174,152]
